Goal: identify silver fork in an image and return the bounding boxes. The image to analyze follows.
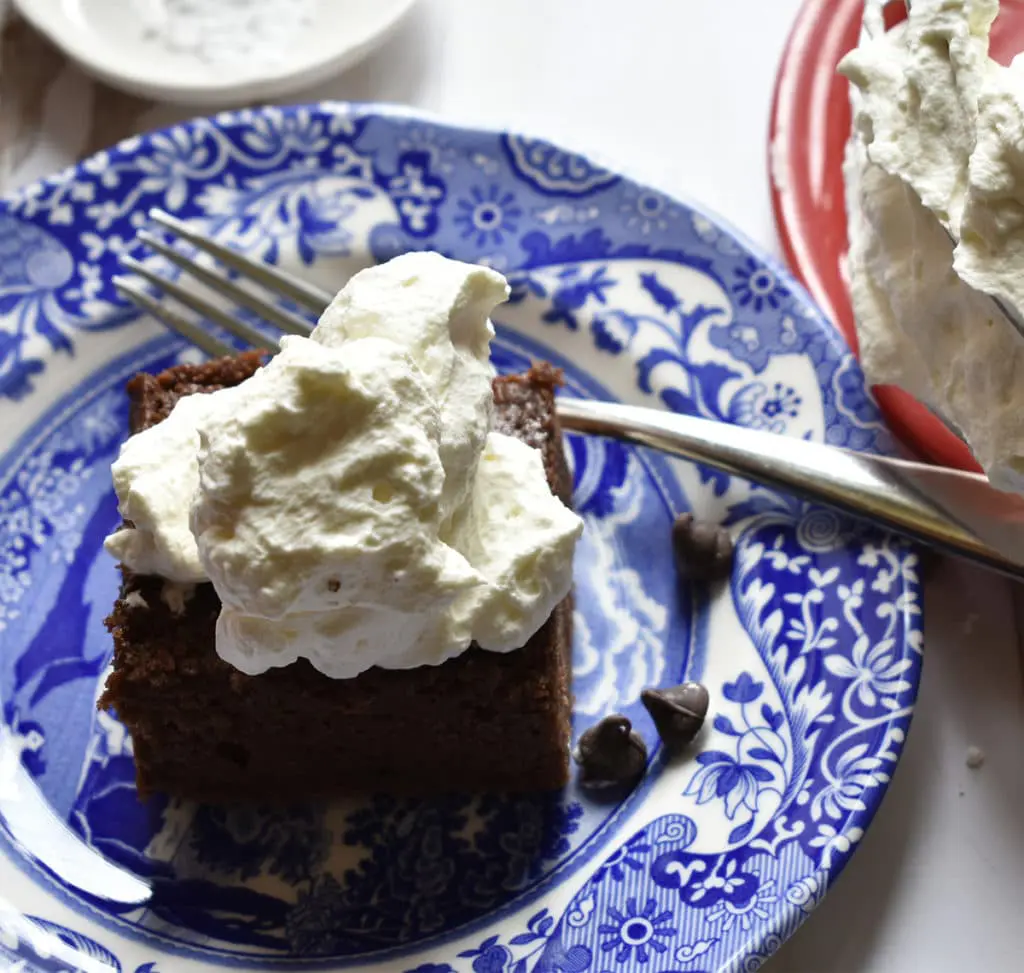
[114,208,1024,581]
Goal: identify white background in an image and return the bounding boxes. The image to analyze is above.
[8,0,1024,969]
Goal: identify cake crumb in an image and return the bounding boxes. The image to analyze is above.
[176,347,206,367]
[124,590,149,610]
[161,581,195,615]
[966,746,985,769]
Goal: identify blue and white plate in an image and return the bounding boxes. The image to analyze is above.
[0,105,922,973]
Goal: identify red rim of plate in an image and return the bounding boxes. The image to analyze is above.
[769,0,1024,471]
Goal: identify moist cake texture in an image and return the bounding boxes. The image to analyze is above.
[101,353,575,801]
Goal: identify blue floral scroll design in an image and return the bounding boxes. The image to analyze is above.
[0,912,160,973]
[501,136,620,197]
[717,505,922,873]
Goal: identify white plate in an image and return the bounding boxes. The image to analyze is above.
[12,0,417,105]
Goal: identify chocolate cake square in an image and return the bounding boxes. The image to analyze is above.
[101,353,575,801]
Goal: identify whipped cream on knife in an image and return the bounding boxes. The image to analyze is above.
[105,252,583,678]
[841,0,1024,491]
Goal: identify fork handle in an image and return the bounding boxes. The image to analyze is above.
[555,398,1024,581]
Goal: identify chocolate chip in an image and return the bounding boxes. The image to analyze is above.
[641,682,709,752]
[326,579,340,592]
[672,513,733,581]
[573,715,647,790]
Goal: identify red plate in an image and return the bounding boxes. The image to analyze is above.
[770,0,1024,471]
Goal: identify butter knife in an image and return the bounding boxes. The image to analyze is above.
[557,398,1024,581]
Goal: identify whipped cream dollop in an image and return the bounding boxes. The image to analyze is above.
[841,0,1024,491]
[106,392,210,582]
[106,253,583,678]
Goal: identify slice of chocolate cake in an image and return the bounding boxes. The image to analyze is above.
[101,354,575,801]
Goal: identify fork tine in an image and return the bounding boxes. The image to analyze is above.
[139,230,314,337]
[114,277,235,358]
[149,209,333,315]
[121,255,277,353]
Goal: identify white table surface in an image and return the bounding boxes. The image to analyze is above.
[5,1,1024,970]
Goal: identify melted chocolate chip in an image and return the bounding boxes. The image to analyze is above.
[573,715,647,790]
[672,513,733,581]
[642,682,709,752]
